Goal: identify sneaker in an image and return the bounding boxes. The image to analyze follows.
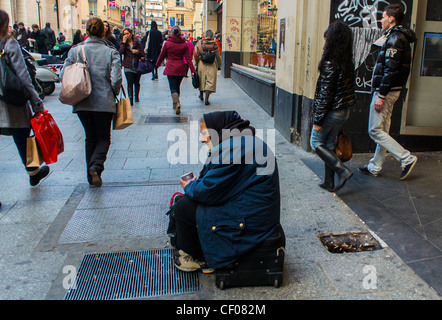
[29,165,50,186]
[400,157,418,180]
[358,166,379,177]
[174,250,214,273]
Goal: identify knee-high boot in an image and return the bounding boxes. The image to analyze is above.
[319,163,335,192]
[315,145,353,192]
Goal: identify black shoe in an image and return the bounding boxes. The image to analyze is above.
[135,98,139,103]
[358,166,379,177]
[30,165,50,187]
[205,100,210,105]
[400,157,418,180]
[89,168,102,187]
[315,145,353,192]
[199,91,204,101]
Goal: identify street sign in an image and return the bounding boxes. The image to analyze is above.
[170,17,175,26]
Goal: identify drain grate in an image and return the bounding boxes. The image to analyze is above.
[64,249,200,300]
[144,116,189,124]
[318,231,383,254]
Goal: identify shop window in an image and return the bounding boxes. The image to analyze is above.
[421,33,442,77]
[240,0,278,70]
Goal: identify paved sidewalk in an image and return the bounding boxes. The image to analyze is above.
[0,69,440,300]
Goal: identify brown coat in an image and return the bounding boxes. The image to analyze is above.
[194,38,221,93]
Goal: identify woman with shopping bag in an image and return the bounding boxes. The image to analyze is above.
[0,9,50,188]
[62,17,122,187]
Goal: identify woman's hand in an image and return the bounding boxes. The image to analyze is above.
[131,49,138,54]
[180,176,197,189]
[314,125,323,133]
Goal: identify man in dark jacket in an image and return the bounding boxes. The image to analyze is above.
[359,3,418,181]
[145,21,163,80]
[16,22,29,49]
[43,22,56,51]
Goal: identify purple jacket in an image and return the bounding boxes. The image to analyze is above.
[118,38,144,69]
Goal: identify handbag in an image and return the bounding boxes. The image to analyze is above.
[192,72,200,89]
[335,129,353,162]
[30,110,64,164]
[26,136,44,167]
[165,192,184,248]
[113,87,134,130]
[0,39,31,106]
[135,58,154,74]
[59,45,91,106]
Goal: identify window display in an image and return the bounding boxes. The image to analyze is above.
[421,33,442,77]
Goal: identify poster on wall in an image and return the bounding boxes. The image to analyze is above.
[279,18,285,59]
[329,0,413,94]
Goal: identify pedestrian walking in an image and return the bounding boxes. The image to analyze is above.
[119,28,144,106]
[28,24,48,54]
[194,29,221,105]
[310,21,356,192]
[145,21,163,81]
[16,22,29,49]
[42,22,56,52]
[103,21,118,49]
[156,26,196,115]
[62,17,122,187]
[0,9,50,188]
[183,34,194,76]
[73,30,83,45]
[359,4,418,180]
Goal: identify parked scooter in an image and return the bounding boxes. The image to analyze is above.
[35,59,59,96]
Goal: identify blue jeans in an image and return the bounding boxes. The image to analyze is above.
[310,108,350,151]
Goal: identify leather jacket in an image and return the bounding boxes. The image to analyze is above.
[372,26,416,98]
[313,60,356,126]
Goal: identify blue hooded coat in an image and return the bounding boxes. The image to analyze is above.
[184,111,281,269]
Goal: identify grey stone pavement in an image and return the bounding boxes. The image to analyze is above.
[0,69,440,301]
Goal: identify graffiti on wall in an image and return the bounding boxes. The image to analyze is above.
[330,0,413,94]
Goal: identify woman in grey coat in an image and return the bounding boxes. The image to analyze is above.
[0,9,50,198]
[62,17,122,187]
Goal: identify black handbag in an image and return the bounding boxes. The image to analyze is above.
[191,72,200,89]
[135,58,154,74]
[0,40,31,106]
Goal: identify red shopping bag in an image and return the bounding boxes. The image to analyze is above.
[30,110,64,164]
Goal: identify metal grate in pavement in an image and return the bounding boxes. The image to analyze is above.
[144,115,189,124]
[59,184,181,244]
[64,249,200,300]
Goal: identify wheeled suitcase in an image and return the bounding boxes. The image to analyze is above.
[215,224,286,290]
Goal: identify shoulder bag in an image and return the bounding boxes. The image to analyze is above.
[59,45,91,105]
[335,129,353,162]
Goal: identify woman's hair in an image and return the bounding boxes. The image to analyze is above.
[103,20,112,39]
[32,24,39,30]
[0,9,11,40]
[171,26,182,37]
[205,30,214,39]
[319,21,354,70]
[86,17,104,38]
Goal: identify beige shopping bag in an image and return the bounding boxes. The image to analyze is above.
[26,136,44,167]
[113,88,134,130]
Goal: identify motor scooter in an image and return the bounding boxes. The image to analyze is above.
[30,52,61,96]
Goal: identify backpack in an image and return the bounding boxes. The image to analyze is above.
[0,39,31,106]
[200,48,216,64]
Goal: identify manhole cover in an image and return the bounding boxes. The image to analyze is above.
[64,249,200,300]
[144,116,189,124]
[318,231,383,254]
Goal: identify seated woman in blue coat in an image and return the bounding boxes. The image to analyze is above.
[174,111,281,272]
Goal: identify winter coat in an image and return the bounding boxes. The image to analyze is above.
[184,135,281,269]
[313,60,356,126]
[194,38,222,92]
[30,30,48,54]
[372,26,417,99]
[62,37,122,113]
[0,38,44,130]
[156,35,196,76]
[119,38,144,70]
[145,29,163,63]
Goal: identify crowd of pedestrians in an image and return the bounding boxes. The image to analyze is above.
[0,4,419,272]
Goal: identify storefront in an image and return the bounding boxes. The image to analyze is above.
[215,0,442,152]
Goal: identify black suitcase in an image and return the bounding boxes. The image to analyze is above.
[215,224,286,290]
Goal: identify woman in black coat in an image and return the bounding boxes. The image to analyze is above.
[310,21,356,193]
[29,24,48,54]
[145,21,163,80]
